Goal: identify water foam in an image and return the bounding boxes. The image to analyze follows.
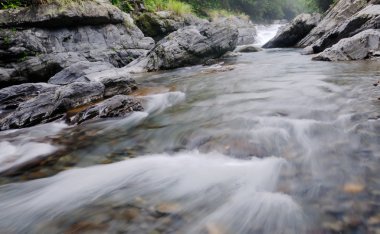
[255,24,284,46]
[142,91,186,114]
[0,122,67,174]
[0,151,305,233]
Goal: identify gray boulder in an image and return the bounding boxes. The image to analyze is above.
[1,53,87,88]
[0,83,58,110]
[0,82,105,130]
[0,1,154,88]
[213,16,257,45]
[71,95,143,124]
[235,45,263,53]
[48,61,115,85]
[48,61,138,97]
[298,0,369,50]
[101,75,138,98]
[0,0,124,28]
[135,11,207,41]
[0,68,26,88]
[127,22,239,72]
[303,4,380,54]
[312,29,380,61]
[263,13,321,48]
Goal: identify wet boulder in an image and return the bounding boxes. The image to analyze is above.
[71,95,143,124]
[135,11,207,41]
[100,76,138,98]
[0,82,105,130]
[0,53,87,88]
[312,29,380,61]
[0,0,154,88]
[48,61,138,97]
[0,83,58,110]
[304,4,380,54]
[234,45,263,53]
[263,13,321,48]
[48,61,115,85]
[298,0,370,51]
[127,22,239,72]
[0,0,125,28]
[213,16,257,46]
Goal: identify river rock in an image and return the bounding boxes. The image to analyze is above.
[234,45,263,53]
[213,16,257,45]
[127,22,238,72]
[304,4,380,54]
[0,82,105,130]
[0,0,154,88]
[0,0,124,28]
[298,0,369,50]
[135,11,207,41]
[0,83,58,110]
[263,13,321,48]
[1,53,87,88]
[49,61,138,97]
[48,61,115,85]
[71,95,143,124]
[313,29,380,61]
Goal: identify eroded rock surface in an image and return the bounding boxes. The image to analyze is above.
[71,95,143,124]
[135,11,207,41]
[0,0,154,88]
[213,16,257,45]
[0,82,105,130]
[263,13,321,48]
[127,22,239,72]
[304,4,380,54]
[313,29,380,61]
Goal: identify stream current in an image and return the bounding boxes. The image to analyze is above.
[0,25,380,234]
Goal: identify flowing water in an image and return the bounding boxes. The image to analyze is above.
[0,25,380,234]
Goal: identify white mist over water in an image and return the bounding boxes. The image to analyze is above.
[142,91,186,115]
[0,25,380,234]
[0,152,306,233]
[255,24,283,46]
[0,122,67,174]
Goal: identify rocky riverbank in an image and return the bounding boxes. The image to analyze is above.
[264,0,380,61]
[0,0,258,131]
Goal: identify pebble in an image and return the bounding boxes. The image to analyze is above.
[368,214,380,226]
[206,223,225,234]
[65,221,108,234]
[201,65,236,74]
[122,207,140,221]
[343,183,365,194]
[322,221,343,232]
[342,215,362,228]
[155,203,181,215]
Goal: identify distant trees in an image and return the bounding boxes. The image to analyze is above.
[183,0,336,21]
[313,0,335,11]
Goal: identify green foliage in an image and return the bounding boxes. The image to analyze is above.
[181,0,335,21]
[143,0,193,15]
[0,0,84,9]
[111,0,134,12]
[144,0,165,11]
[208,9,249,20]
[0,0,23,9]
[167,0,192,15]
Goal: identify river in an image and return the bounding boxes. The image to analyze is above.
[0,25,380,234]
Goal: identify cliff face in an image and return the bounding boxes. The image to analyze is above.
[297,0,370,48]
[0,0,155,88]
[0,0,246,131]
[265,0,380,61]
[300,0,380,55]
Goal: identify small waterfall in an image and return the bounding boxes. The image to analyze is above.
[255,24,284,46]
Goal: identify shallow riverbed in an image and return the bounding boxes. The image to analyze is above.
[0,26,380,233]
